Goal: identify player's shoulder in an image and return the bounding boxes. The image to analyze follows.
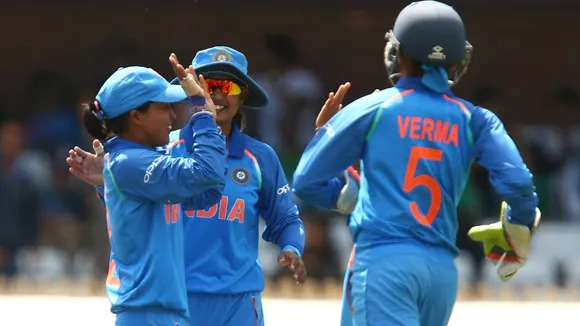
[242,134,279,163]
[349,87,401,110]
[338,87,403,122]
[442,95,483,116]
[447,95,499,119]
[447,95,500,123]
[448,100,506,140]
[107,147,160,173]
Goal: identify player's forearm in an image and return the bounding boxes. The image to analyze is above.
[293,177,344,210]
[294,111,369,210]
[472,107,539,226]
[275,219,305,256]
[181,184,224,210]
[495,171,538,226]
[186,113,227,187]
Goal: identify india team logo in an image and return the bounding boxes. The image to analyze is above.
[212,50,232,62]
[231,167,250,185]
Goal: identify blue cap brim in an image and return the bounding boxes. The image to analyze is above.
[150,85,187,103]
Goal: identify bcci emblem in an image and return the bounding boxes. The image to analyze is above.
[212,50,232,63]
[231,167,250,185]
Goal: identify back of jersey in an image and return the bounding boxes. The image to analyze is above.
[355,86,474,256]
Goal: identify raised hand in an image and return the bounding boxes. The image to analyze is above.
[169,53,216,118]
[66,139,106,186]
[316,82,351,129]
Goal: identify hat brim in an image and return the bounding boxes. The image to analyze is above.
[150,85,187,103]
[170,62,269,108]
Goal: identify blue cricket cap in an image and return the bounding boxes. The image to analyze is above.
[96,66,187,120]
[171,46,269,108]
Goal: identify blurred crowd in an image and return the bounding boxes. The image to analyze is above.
[1,31,579,295]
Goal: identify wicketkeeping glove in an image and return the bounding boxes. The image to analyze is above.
[334,167,360,215]
[468,201,541,281]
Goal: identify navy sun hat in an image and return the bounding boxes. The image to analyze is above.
[96,66,186,120]
[171,46,269,108]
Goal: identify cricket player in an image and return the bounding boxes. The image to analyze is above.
[293,1,540,325]
[68,47,306,326]
[81,56,227,326]
[169,46,306,326]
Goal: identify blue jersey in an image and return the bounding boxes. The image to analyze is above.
[293,77,537,257]
[100,114,227,316]
[169,124,305,294]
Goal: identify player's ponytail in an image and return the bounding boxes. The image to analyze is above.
[82,100,109,140]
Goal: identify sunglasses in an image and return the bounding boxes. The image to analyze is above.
[205,79,243,96]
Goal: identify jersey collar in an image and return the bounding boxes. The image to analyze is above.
[396,76,454,96]
[228,124,245,158]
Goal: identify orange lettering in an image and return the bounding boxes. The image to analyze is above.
[410,117,421,139]
[227,199,245,223]
[164,204,180,224]
[171,204,180,223]
[435,121,449,143]
[218,197,228,220]
[397,116,461,146]
[164,204,171,223]
[421,118,434,141]
[182,196,245,223]
[447,124,459,147]
[397,115,410,138]
[198,205,217,218]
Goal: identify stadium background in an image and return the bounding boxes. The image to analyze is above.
[1,0,580,306]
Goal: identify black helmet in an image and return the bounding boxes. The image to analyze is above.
[384,1,473,86]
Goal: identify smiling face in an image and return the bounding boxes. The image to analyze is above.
[204,75,246,127]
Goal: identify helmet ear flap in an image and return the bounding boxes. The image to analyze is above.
[450,41,473,87]
[384,31,401,86]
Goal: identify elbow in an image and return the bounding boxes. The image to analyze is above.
[292,185,311,204]
[293,176,342,210]
[292,173,311,200]
[183,164,226,192]
[209,181,225,198]
[196,155,227,187]
[206,186,224,207]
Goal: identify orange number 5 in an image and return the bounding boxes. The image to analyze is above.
[403,146,443,226]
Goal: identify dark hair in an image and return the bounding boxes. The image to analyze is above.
[232,109,246,131]
[82,101,151,140]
